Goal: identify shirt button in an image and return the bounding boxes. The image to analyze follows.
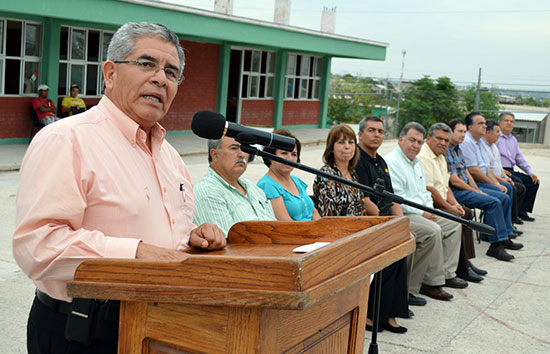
[163,187,167,193]
[172,219,175,225]
[131,139,136,145]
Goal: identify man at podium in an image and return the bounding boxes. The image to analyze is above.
[13,22,225,354]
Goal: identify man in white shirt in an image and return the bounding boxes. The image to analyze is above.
[386,122,464,302]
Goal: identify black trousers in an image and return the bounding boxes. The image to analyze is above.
[511,182,526,221]
[457,206,476,271]
[367,258,408,323]
[27,296,118,354]
[505,168,539,213]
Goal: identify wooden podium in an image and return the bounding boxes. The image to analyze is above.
[67,216,414,354]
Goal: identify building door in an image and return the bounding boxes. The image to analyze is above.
[226,49,241,123]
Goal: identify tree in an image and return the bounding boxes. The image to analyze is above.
[397,76,462,133]
[461,86,500,119]
[328,75,379,124]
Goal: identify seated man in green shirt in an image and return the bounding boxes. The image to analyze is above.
[193,136,276,235]
[61,84,87,116]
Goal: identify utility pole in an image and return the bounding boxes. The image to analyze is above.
[394,50,406,137]
[474,67,482,111]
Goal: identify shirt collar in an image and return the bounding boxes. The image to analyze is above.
[207,167,248,192]
[395,146,417,165]
[97,96,166,150]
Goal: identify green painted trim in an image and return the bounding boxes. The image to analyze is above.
[272,49,288,129]
[216,43,231,115]
[318,56,332,128]
[1,0,386,60]
[280,124,319,129]
[165,130,194,136]
[0,138,28,145]
[42,19,61,104]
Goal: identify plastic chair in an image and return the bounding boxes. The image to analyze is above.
[29,106,45,143]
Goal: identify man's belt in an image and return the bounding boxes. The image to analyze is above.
[35,289,72,315]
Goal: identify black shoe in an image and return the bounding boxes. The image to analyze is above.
[366,323,384,332]
[512,226,523,236]
[486,244,514,261]
[381,322,408,334]
[513,217,524,225]
[502,239,524,250]
[509,233,518,239]
[408,309,415,318]
[520,212,535,222]
[470,262,488,275]
[457,267,484,283]
[408,293,427,306]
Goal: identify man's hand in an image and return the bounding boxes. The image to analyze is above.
[497,184,508,194]
[422,211,438,221]
[504,176,514,185]
[447,204,465,217]
[189,223,226,250]
[504,169,512,177]
[530,173,540,184]
[136,242,190,261]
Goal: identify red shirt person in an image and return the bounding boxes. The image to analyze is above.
[32,84,61,125]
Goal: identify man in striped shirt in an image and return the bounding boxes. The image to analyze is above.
[193,136,276,235]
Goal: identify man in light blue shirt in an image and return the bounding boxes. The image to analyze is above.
[386,122,463,302]
[461,112,520,244]
[193,137,276,235]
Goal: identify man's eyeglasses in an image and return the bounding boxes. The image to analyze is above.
[113,59,183,84]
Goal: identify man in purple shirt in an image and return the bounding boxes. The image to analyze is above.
[496,112,540,222]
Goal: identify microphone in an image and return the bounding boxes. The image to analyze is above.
[191,110,296,152]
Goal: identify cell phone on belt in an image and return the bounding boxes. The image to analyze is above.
[64,298,98,345]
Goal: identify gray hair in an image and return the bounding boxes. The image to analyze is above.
[498,112,515,122]
[107,22,185,81]
[400,122,425,138]
[428,122,451,137]
[207,139,223,163]
[358,116,384,132]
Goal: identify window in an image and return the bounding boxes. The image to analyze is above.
[240,49,276,99]
[58,26,113,97]
[285,54,322,100]
[0,18,42,95]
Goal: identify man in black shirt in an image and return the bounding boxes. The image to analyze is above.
[354,116,410,333]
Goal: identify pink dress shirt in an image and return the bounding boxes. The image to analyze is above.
[14,96,195,301]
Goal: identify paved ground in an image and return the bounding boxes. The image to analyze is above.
[0,129,549,353]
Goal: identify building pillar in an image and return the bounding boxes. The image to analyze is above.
[216,42,231,116]
[318,56,332,128]
[42,18,61,104]
[272,49,287,129]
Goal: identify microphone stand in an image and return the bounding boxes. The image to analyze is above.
[239,143,495,354]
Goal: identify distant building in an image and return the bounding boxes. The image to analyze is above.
[500,105,550,144]
[0,0,388,143]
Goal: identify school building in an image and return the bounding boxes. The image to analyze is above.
[0,0,388,143]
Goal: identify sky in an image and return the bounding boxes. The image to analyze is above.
[167,0,550,91]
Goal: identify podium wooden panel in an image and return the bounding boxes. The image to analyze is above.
[67,216,414,354]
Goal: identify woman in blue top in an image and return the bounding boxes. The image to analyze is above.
[257,129,321,221]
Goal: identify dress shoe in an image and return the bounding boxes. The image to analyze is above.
[470,262,487,275]
[520,212,535,222]
[366,323,384,332]
[408,309,415,318]
[444,276,468,289]
[502,239,523,250]
[486,244,514,261]
[513,217,524,225]
[512,227,523,236]
[381,322,408,334]
[419,284,453,301]
[457,267,484,283]
[509,233,518,239]
[408,293,427,306]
